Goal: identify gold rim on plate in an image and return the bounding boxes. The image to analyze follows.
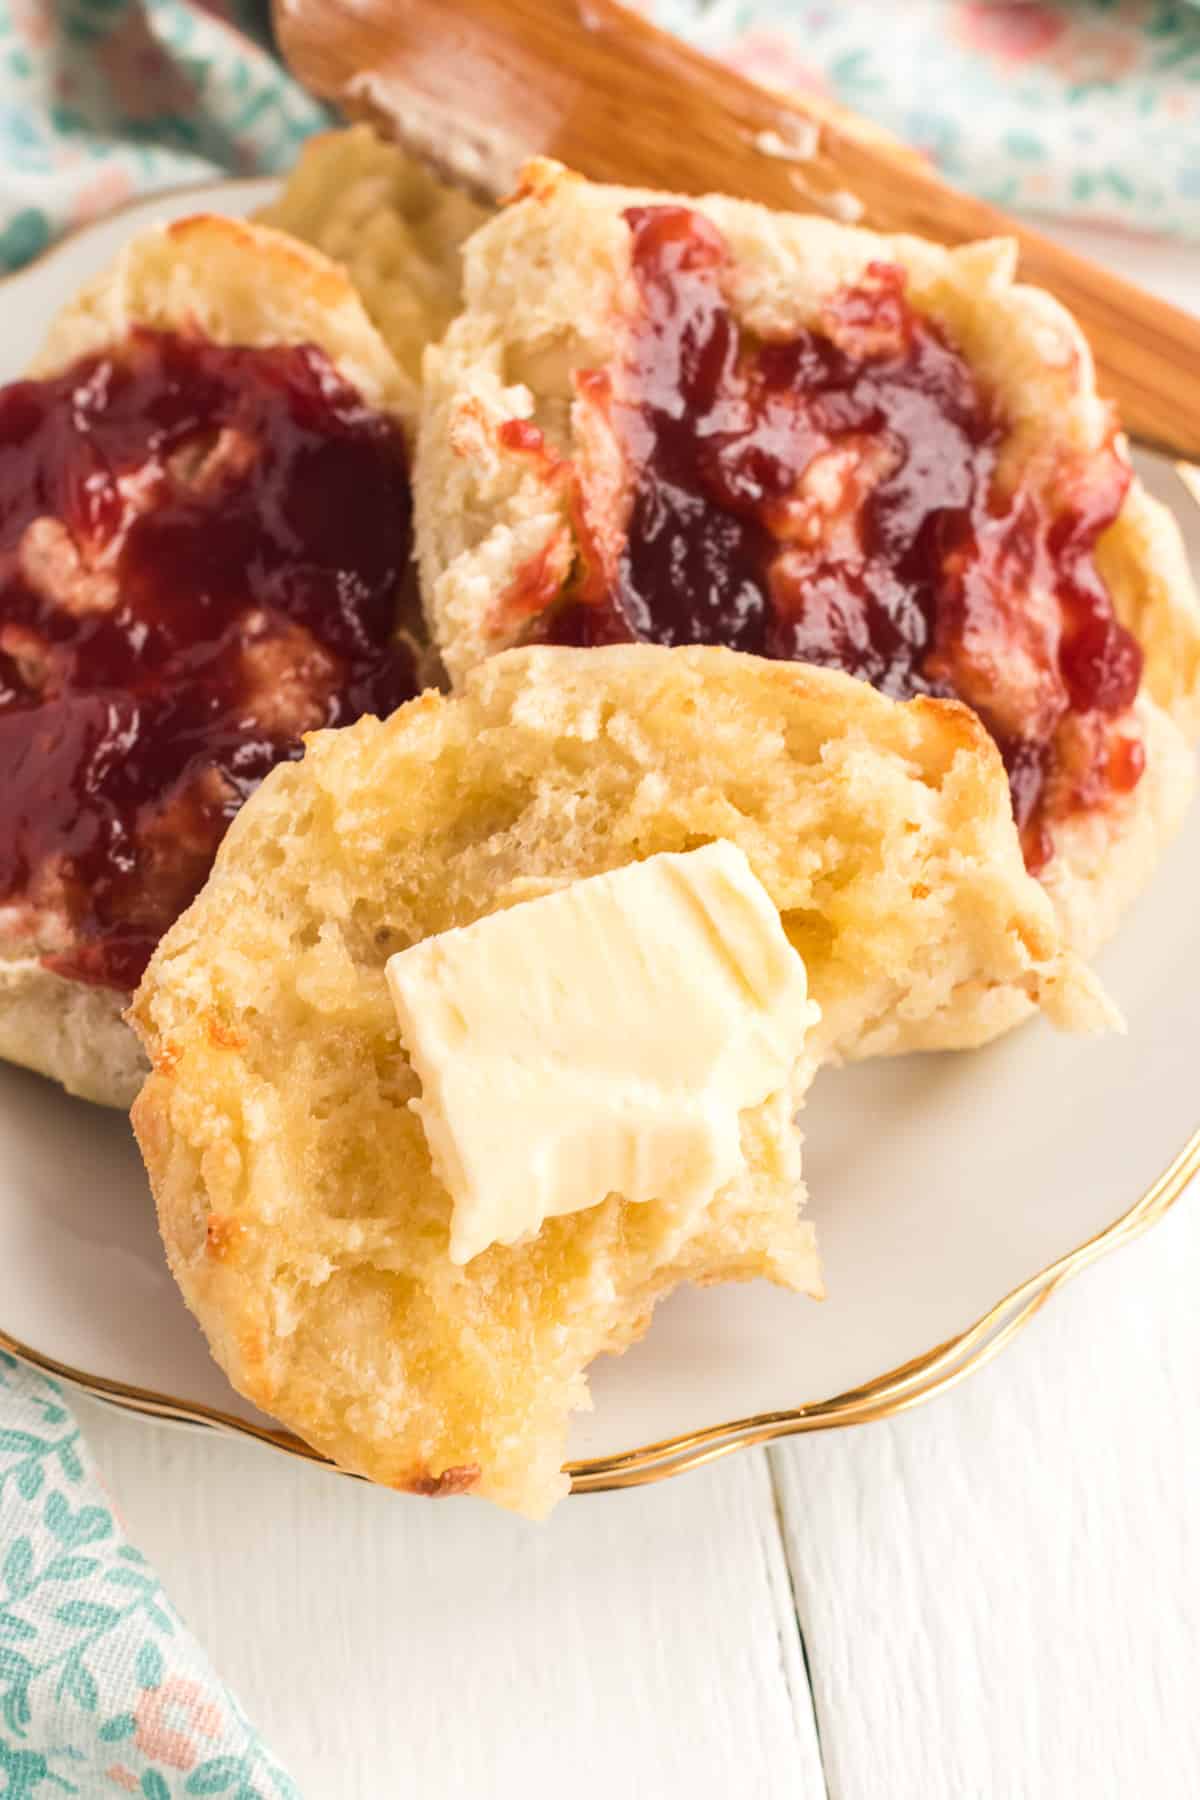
[0,181,1197,1497]
[3,1123,1197,1494]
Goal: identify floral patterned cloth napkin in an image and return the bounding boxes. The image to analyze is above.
[0,1354,297,1798]
[0,0,328,269]
[1,0,1198,1788]
[662,0,1200,237]
[1,0,1200,275]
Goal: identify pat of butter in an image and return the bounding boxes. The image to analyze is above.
[385,841,817,1265]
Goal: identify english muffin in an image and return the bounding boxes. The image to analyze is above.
[416,161,1199,1032]
[0,214,418,1107]
[256,123,491,384]
[131,643,1110,1514]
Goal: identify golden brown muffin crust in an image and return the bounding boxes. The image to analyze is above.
[131,643,1110,1514]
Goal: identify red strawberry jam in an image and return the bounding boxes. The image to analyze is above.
[524,204,1143,864]
[0,328,417,991]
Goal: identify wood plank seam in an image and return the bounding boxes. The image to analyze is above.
[762,1448,832,1798]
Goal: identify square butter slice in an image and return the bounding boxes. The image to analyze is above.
[385,840,817,1265]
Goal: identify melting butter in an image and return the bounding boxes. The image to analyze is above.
[385,841,817,1264]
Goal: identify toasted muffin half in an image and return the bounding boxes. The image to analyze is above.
[131,643,1111,1514]
[416,162,1199,1036]
[0,215,418,1106]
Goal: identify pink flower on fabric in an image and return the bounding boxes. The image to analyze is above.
[133,1677,223,1772]
[71,169,135,227]
[9,0,51,49]
[105,1770,139,1794]
[97,9,200,122]
[952,2,1068,64]
[1047,28,1139,85]
[720,29,830,100]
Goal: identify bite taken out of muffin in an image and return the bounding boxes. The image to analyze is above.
[130,644,1110,1515]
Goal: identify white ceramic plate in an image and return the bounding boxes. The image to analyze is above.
[1,184,1197,1490]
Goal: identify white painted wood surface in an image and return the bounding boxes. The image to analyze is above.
[62,216,1200,1800]
[80,1169,1200,1798]
[81,1402,826,1797]
[772,1185,1200,1800]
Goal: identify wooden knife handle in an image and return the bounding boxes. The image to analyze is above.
[275,0,1200,461]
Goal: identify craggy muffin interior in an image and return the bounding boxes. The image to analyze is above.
[131,644,1105,1514]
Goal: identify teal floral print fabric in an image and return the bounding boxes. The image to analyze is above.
[659,0,1200,239]
[0,0,330,270]
[2,0,1200,273]
[0,1354,298,1798]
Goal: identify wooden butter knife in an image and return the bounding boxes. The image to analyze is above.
[274,0,1200,462]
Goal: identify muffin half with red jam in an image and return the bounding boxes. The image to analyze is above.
[0,216,422,1105]
[417,161,1200,1050]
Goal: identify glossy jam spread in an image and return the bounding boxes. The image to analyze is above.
[0,329,416,990]
[522,204,1143,863]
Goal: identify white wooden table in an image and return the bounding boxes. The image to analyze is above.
[79,229,1200,1799]
[79,1177,1199,1798]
